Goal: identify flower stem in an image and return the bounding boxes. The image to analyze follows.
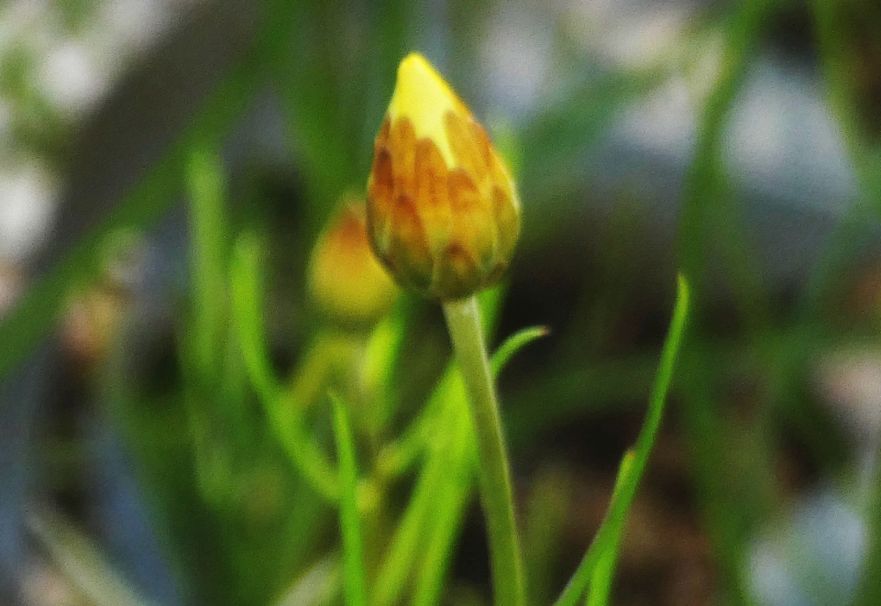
[443,296,526,606]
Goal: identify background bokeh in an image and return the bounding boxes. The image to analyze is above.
[2,0,881,605]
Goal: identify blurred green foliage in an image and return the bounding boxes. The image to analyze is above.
[3,0,881,604]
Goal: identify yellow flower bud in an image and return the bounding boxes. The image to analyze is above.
[308,198,399,327]
[366,53,520,300]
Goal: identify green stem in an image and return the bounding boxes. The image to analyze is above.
[442,296,526,606]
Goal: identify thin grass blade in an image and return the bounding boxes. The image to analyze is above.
[412,406,473,606]
[554,275,690,606]
[229,233,338,500]
[330,395,367,606]
[491,326,550,375]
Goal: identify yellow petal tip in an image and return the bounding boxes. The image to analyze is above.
[388,52,465,166]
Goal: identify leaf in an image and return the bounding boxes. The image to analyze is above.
[411,406,473,606]
[553,275,690,606]
[372,372,468,606]
[229,233,280,400]
[229,233,338,500]
[373,315,549,604]
[586,453,636,606]
[185,146,228,375]
[330,394,367,606]
[491,325,550,376]
[376,324,549,480]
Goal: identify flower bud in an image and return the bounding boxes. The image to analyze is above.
[366,53,520,300]
[308,198,399,327]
